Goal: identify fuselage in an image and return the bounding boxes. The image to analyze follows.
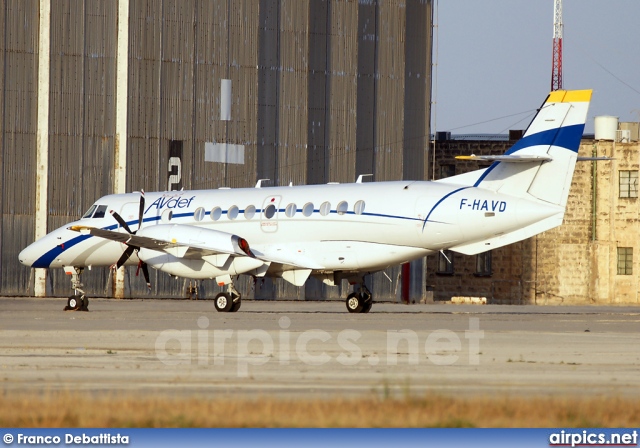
[19,180,561,279]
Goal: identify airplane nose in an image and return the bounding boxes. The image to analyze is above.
[19,237,54,268]
[18,245,35,267]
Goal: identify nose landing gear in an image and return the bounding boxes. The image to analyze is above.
[65,294,89,311]
[63,266,89,311]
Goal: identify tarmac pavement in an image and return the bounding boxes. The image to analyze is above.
[1,297,639,399]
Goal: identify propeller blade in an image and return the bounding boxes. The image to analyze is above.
[115,245,136,269]
[141,262,151,289]
[110,210,133,234]
[136,260,152,289]
[136,190,145,233]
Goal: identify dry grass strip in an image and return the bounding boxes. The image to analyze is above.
[2,392,639,428]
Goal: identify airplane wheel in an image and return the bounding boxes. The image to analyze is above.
[66,295,82,311]
[346,292,364,313]
[80,295,90,311]
[230,299,242,312]
[214,292,234,312]
[362,299,373,313]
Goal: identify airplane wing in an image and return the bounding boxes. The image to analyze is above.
[68,225,323,281]
[69,225,253,260]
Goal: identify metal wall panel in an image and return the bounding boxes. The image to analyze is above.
[225,0,259,189]
[355,0,376,179]
[277,0,309,187]
[192,0,230,190]
[256,0,280,185]
[128,0,163,192]
[0,2,3,287]
[1,0,39,295]
[327,0,357,184]
[403,0,431,181]
[191,0,226,190]
[374,0,404,182]
[306,0,329,185]
[160,0,195,142]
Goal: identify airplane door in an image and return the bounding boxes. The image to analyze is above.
[260,195,281,233]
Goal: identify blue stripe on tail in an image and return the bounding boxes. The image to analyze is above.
[506,123,585,155]
[472,123,585,188]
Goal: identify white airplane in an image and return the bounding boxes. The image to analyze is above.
[19,89,592,313]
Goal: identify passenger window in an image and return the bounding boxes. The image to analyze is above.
[302,202,314,217]
[244,205,256,220]
[319,201,331,216]
[93,205,108,219]
[354,200,365,215]
[82,205,97,219]
[227,205,239,220]
[336,201,348,215]
[210,206,222,221]
[285,203,297,217]
[264,203,276,219]
[161,209,173,223]
[194,207,205,221]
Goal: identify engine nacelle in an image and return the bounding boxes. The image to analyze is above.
[136,224,262,280]
[138,248,264,280]
[137,224,253,257]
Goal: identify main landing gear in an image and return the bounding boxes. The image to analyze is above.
[64,267,89,311]
[214,284,242,313]
[346,282,373,313]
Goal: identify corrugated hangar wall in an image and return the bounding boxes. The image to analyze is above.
[0,1,40,295]
[0,0,433,301]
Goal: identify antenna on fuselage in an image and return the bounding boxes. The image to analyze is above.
[356,174,373,184]
[255,179,270,188]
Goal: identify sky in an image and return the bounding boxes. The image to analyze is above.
[432,0,640,135]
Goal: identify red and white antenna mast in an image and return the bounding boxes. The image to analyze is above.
[551,0,563,91]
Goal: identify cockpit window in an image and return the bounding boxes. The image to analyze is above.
[82,205,97,219]
[93,205,108,219]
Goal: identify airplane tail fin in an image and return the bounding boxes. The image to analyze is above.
[453,90,592,207]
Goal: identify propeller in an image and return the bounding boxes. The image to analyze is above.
[110,190,151,289]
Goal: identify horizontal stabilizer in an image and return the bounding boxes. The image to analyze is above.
[577,156,613,161]
[455,155,552,163]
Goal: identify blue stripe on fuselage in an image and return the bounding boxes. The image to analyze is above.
[31,222,122,268]
[32,233,94,268]
[422,186,470,231]
[31,208,428,268]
